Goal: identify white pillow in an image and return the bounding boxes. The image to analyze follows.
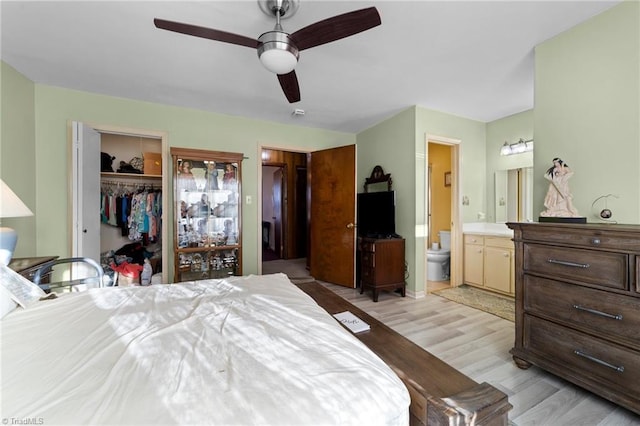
[0,284,18,319]
[0,264,47,309]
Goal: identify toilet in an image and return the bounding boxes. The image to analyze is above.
[427,230,451,281]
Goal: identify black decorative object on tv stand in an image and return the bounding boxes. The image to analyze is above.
[364,165,392,192]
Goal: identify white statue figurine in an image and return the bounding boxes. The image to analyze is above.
[540,157,581,217]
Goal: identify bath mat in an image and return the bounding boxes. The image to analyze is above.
[433,285,515,322]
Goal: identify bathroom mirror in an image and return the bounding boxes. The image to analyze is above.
[495,167,533,223]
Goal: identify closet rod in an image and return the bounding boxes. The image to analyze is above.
[101,180,161,189]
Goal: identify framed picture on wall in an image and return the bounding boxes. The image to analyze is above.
[444,171,451,187]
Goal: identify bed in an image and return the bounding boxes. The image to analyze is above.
[0,269,410,425]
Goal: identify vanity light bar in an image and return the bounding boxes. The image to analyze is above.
[500,138,533,156]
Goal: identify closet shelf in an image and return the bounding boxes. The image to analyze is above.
[101,172,162,179]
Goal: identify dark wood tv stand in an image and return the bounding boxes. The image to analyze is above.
[358,237,406,302]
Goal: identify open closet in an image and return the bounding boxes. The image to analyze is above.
[71,122,168,284]
[99,133,163,285]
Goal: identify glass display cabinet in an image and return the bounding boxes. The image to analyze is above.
[170,148,243,282]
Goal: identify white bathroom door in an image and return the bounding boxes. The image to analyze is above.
[71,121,101,264]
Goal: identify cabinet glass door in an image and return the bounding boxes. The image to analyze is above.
[172,148,242,282]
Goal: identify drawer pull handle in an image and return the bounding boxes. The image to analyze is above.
[591,238,601,245]
[573,304,622,320]
[547,259,590,268]
[574,350,624,372]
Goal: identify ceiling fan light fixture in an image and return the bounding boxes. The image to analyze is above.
[258,31,299,74]
[154,3,379,103]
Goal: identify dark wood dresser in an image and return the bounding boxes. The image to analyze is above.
[507,222,640,415]
[358,237,406,302]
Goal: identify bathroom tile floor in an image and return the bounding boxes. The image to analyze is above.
[427,280,450,293]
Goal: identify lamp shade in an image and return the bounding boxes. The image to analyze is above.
[0,179,33,266]
[0,179,33,218]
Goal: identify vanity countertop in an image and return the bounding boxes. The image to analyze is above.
[463,222,514,237]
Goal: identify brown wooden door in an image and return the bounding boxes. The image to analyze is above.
[295,166,308,257]
[273,167,285,258]
[309,145,356,287]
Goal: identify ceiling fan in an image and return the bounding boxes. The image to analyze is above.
[154,0,381,103]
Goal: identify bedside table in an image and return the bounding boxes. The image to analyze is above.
[358,237,406,302]
[8,256,59,284]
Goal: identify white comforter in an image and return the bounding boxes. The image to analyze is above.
[1,273,409,425]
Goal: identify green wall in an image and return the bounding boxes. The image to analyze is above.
[357,107,415,240]
[414,107,486,292]
[0,62,37,258]
[357,106,487,294]
[534,0,640,224]
[485,110,534,222]
[354,0,638,293]
[357,108,416,287]
[28,84,354,275]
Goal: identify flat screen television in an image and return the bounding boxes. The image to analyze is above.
[357,191,396,238]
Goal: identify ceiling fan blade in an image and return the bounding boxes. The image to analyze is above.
[290,7,381,51]
[154,18,258,49]
[277,71,301,103]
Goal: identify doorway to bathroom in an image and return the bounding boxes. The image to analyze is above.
[426,137,460,294]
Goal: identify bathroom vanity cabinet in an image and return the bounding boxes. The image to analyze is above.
[463,235,484,286]
[463,234,514,296]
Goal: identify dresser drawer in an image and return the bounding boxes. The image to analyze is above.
[524,243,627,290]
[360,241,375,253]
[520,226,640,252]
[361,267,374,282]
[361,252,375,268]
[524,315,640,396]
[524,275,640,348]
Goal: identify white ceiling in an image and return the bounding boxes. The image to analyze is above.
[1,1,621,133]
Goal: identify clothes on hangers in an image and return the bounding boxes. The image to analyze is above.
[100,182,162,244]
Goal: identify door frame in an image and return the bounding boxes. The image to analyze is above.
[425,134,462,288]
[271,165,286,258]
[68,121,170,282]
[70,122,101,265]
[257,144,310,273]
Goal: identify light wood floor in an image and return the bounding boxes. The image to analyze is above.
[263,259,640,426]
